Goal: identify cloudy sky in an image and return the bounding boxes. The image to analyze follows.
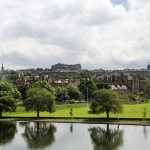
[0,0,150,70]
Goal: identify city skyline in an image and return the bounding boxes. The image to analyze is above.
[0,0,150,70]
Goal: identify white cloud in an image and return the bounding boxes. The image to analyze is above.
[0,0,149,69]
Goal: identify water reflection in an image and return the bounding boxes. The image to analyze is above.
[22,122,56,149]
[89,124,123,150]
[143,126,148,139]
[70,123,73,133]
[0,121,17,146]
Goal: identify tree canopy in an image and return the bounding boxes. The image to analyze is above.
[33,81,55,94]
[89,89,123,120]
[66,85,81,100]
[78,79,97,100]
[55,87,69,102]
[0,81,20,117]
[23,87,55,117]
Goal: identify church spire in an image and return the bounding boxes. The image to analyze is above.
[1,62,4,71]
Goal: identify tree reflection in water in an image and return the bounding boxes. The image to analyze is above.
[89,124,123,150]
[0,121,17,146]
[22,122,56,149]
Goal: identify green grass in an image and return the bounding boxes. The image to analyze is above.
[3,103,150,118]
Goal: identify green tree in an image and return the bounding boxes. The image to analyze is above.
[0,81,20,117]
[7,70,19,84]
[78,80,97,100]
[55,87,69,102]
[90,90,123,120]
[33,81,55,94]
[23,87,55,118]
[66,85,81,100]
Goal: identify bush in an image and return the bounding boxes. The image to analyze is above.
[69,99,76,104]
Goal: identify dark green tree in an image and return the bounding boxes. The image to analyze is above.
[17,85,28,100]
[0,81,20,117]
[55,87,69,102]
[0,121,17,145]
[89,124,123,150]
[22,122,56,149]
[33,81,55,94]
[78,80,97,100]
[90,90,123,120]
[7,70,19,84]
[66,85,81,100]
[23,87,55,117]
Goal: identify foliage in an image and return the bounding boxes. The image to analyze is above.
[66,85,81,100]
[55,87,69,102]
[119,94,130,104]
[96,83,110,89]
[23,87,55,117]
[128,93,141,103]
[89,89,123,119]
[144,82,150,98]
[7,70,19,84]
[0,81,20,117]
[33,81,55,94]
[78,79,97,99]
[17,85,28,100]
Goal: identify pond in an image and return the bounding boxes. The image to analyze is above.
[0,121,150,150]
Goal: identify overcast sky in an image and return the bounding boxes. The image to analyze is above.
[0,0,150,70]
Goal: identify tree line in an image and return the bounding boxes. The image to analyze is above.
[0,79,149,119]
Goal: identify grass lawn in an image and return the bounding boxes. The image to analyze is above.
[3,103,150,118]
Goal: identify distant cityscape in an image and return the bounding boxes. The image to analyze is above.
[1,62,150,97]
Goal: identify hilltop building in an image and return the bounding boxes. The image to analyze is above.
[51,63,82,72]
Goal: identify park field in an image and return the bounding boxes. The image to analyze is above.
[3,103,150,119]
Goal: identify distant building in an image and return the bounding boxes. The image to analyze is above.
[51,63,82,71]
[147,62,150,70]
[0,62,6,81]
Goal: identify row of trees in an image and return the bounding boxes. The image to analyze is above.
[1,79,149,119]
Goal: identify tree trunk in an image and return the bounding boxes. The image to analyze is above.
[0,111,2,118]
[37,107,40,118]
[106,111,109,120]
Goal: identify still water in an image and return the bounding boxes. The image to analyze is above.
[0,121,150,150]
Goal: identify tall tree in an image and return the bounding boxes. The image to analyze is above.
[23,87,55,118]
[66,85,81,100]
[78,79,97,100]
[55,87,69,102]
[90,89,123,120]
[0,81,20,117]
[33,81,55,94]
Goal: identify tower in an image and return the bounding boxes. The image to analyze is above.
[0,62,5,81]
[1,62,4,72]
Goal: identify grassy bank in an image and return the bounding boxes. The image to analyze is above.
[3,103,150,119]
